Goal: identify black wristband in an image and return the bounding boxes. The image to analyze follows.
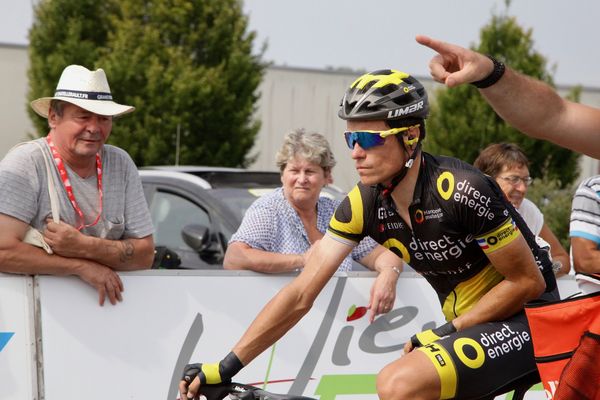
[471,55,505,89]
[219,351,244,380]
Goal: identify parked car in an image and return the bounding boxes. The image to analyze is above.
[139,166,347,269]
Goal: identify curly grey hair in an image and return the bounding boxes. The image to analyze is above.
[275,129,336,173]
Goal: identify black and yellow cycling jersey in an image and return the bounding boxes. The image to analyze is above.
[328,152,554,321]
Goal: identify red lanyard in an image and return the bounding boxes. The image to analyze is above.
[46,135,103,231]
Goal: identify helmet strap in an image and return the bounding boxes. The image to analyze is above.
[378,141,421,210]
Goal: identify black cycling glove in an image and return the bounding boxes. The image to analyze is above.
[182,351,244,385]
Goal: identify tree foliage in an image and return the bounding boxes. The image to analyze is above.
[424,12,580,187]
[28,0,265,167]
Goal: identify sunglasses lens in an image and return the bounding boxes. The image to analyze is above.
[344,131,385,149]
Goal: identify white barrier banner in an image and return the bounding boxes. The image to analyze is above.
[0,274,36,400]
[37,273,579,400]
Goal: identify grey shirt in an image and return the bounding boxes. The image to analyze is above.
[0,138,153,240]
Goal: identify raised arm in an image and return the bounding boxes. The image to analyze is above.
[416,34,600,158]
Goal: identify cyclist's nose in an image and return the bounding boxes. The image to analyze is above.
[351,142,366,159]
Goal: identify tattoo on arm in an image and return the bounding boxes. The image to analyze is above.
[119,240,135,263]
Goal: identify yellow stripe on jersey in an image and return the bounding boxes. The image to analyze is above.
[442,264,504,320]
[417,343,458,399]
[328,185,365,238]
[475,217,521,254]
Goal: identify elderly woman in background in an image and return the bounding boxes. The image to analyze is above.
[224,129,403,321]
[474,143,571,277]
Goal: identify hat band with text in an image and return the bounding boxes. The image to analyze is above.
[54,90,113,101]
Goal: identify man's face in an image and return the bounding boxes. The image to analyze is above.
[48,103,112,160]
[495,164,530,208]
[346,120,406,186]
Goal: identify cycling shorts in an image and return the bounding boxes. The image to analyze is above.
[417,290,558,399]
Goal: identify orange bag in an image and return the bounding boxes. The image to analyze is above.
[524,291,600,400]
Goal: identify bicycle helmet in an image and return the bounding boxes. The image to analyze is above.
[338,69,429,121]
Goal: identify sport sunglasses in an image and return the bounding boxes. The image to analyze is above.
[344,125,420,150]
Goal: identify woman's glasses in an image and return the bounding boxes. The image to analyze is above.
[344,125,419,150]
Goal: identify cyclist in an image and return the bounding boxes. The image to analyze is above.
[180,70,559,400]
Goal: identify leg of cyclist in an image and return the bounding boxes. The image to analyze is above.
[377,350,441,400]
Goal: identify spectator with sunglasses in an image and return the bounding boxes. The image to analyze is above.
[224,128,403,323]
[0,65,154,306]
[180,70,559,400]
[474,143,570,277]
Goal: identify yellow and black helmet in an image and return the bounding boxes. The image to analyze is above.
[338,69,429,121]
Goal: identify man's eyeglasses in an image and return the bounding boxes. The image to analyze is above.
[498,175,533,186]
[344,125,420,150]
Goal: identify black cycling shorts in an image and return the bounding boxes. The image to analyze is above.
[417,311,537,399]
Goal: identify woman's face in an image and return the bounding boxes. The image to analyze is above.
[495,164,531,208]
[281,156,330,209]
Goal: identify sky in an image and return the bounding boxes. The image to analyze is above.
[2,0,599,88]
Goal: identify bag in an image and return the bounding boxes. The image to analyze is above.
[9,141,60,254]
[524,291,600,399]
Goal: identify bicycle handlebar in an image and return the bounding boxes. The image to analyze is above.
[197,382,317,400]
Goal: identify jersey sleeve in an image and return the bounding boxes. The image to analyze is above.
[327,184,369,246]
[442,168,521,254]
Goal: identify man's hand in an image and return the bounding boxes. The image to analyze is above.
[180,352,243,399]
[43,220,87,257]
[76,261,124,306]
[404,322,457,354]
[368,266,399,323]
[415,35,494,88]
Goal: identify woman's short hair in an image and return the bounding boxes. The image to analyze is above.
[275,129,336,173]
[474,143,529,177]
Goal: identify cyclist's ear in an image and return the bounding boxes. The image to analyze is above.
[403,126,421,151]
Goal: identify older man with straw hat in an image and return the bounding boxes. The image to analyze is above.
[0,65,154,306]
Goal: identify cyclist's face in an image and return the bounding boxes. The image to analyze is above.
[495,164,530,208]
[281,156,330,208]
[347,120,406,186]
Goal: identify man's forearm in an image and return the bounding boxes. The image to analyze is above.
[78,235,154,270]
[481,68,565,142]
[0,241,92,276]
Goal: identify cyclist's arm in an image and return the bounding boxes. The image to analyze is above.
[480,67,600,158]
[357,245,402,322]
[223,241,304,273]
[451,234,545,331]
[231,234,351,364]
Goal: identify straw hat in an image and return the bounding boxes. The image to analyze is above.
[30,65,135,118]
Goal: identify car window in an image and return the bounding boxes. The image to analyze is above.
[150,190,211,251]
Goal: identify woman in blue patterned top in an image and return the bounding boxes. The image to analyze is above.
[224,129,403,321]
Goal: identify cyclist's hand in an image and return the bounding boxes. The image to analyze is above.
[406,322,457,353]
[368,266,398,323]
[180,352,243,399]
